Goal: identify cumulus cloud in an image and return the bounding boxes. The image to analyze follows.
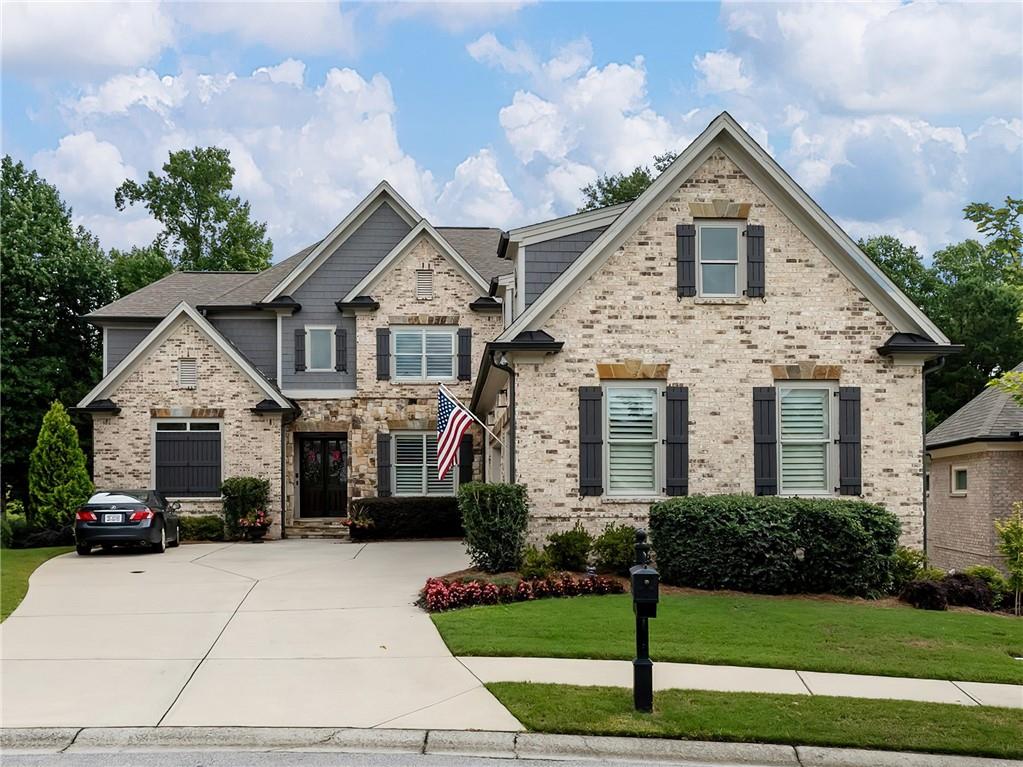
[376,2,535,33]
[70,69,187,117]
[32,132,136,204]
[252,59,306,87]
[436,149,524,225]
[693,50,752,95]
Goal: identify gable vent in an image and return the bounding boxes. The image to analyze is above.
[415,269,433,300]
[178,358,198,389]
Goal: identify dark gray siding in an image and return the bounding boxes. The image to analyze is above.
[281,201,412,391]
[106,325,156,371]
[524,226,607,307]
[211,317,277,380]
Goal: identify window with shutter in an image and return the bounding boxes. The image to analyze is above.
[778,384,834,495]
[604,384,661,496]
[392,432,456,496]
[392,328,456,381]
[305,326,336,371]
[696,221,744,297]
[415,269,434,299]
[178,358,197,389]
[154,421,221,497]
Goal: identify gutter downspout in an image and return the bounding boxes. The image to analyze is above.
[921,356,947,557]
[490,351,516,484]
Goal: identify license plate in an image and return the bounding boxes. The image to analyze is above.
[103,513,123,523]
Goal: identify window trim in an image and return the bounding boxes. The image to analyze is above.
[776,381,839,497]
[305,325,336,372]
[150,418,224,500]
[950,465,968,496]
[390,326,457,383]
[602,380,665,499]
[696,220,745,298]
[391,430,458,497]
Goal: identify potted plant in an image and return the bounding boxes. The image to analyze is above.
[238,509,272,542]
[342,503,374,540]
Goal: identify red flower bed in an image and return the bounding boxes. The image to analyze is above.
[420,574,624,612]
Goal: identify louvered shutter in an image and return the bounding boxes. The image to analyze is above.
[377,433,392,497]
[335,327,347,373]
[676,224,696,297]
[457,328,472,381]
[753,387,778,496]
[376,328,390,380]
[838,387,862,495]
[746,224,765,298]
[579,386,603,496]
[294,329,306,372]
[459,434,474,484]
[664,386,689,496]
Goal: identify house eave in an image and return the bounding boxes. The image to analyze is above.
[335,297,380,312]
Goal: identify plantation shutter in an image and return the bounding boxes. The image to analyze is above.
[838,387,862,495]
[376,328,390,380]
[457,328,472,381]
[376,433,392,497]
[294,329,306,372]
[676,224,696,297]
[779,388,830,494]
[578,386,603,496]
[335,327,347,373]
[746,224,765,298]
[753,387,778,496]
[664,385,689,496]
[607,387,658,495]
[459,433,474,484]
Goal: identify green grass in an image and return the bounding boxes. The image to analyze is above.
[490,683,1023,759]
[433,593,1023,684]
[1,547,71,621]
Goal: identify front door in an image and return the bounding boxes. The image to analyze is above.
[298,435,347,517]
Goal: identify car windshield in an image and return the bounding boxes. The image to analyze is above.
[87,491,148,505]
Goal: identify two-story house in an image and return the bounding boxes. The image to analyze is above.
[77,113,957,545]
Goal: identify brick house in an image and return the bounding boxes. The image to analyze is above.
[77,113,956,544]
[925,363,1023,570]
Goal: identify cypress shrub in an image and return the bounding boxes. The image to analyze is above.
[458,482,529,573]
[347,496,461,540]
[28,402,93,530]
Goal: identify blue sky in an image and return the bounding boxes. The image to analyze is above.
[2,1,1021,262]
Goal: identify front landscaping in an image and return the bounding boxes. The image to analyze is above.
[489,683,1023,760]
[1,546,71,621]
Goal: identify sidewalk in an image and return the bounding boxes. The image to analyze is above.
[458,656,1023,708]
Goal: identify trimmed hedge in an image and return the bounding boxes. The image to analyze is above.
[459,482,529,572]
[348,496,461,540]
[650,495,900,597]
[179,515,225,541]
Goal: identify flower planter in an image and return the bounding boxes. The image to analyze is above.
[245,524,270,543]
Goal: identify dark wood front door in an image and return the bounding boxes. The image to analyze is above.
[298,435,347,517]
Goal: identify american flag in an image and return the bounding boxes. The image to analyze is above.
[437,387,474,480]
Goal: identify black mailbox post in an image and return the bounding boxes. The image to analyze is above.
[630,529,659,712]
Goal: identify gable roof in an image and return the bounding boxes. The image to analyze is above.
[495,111,950,345]
[86,271,258,320]
[436,227,509,282]
[927,363,1023,448]
[77,301,292,410]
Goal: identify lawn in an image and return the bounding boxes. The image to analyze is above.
[1,547,71,621]
[490,683,1023,760]
[432,593,1023,684]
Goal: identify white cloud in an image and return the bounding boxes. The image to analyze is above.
[436,149,524,225]
[176,2,357,55]
[499,91,570,162]
[376,2,535,33]
[70,69,187,117]
[693,50,752,95]
[252,59,306,87]
[467,33,538,75]
[31,132,136,204]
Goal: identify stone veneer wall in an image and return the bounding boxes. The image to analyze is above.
[512,149,926,545]
[92,320,283,534]
[927,447,1023,571]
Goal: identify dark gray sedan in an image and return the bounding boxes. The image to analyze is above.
[74,490,181,555]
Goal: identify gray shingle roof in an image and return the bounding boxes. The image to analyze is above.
[926,362,1023,448]
[86,271,258,319]
[436,227,509,283]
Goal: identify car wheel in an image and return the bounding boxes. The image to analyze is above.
[151,523,166,554]
[76,544,91,556]
[167,521,180,548]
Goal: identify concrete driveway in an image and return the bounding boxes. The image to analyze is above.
[0,540,520,731]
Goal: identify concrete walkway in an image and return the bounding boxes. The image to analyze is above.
[0,541,520,730]
[460,656,1023,708]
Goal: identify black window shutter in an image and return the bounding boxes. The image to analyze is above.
[839,387,862,496]
[294,329,306,372]
[753,387,778,496]
[664,386,689,496]
[459,433,474,484]
[376,328,390,381]
[376,433,392,497]
[579,386,603,496]
[746,223,765,298]
[335,327,347,373]
[457,328,472,381]
[676,224,696,297]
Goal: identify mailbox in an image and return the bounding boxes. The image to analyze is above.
[630,563,659,618]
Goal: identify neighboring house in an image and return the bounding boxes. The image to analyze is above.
[925,363,1023,570]
[78,112,957,545]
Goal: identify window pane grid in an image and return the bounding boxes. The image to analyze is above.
[698,224,740,296]
[393,434,455,496]
[393,329,456,380]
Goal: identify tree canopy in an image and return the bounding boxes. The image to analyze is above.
[578,151,678,211]
[109,245,174,296]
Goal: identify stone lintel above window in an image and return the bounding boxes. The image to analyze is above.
[770,362,843,381]
[689,199,752,219]
[596,360,670,380]
[150,407,225,418]
[386,418,437,430]
[387,314,459,326]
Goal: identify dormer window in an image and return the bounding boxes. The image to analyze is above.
[178,358,197,388]
[415,269,433,300]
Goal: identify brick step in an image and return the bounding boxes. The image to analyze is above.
[289,519,350,540]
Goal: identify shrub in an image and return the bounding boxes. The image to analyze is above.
[592,523,637,575]
[995,502,1023,615]
[347,497,461,541]
[420,574,624,612]
[5,512,28,548]
[458,483,529,573]
[649,495,900,597]
[901,579,948,610]
[520,546,553,579]
[545,523,593,572]
[28,402,93,530]
[21,526,74,547]
[942,572,995,611]
[220,477,270,539]
[179,515,225,541]
[0,516,10,548]
[963,565,1009,609]
[890,546,929,594]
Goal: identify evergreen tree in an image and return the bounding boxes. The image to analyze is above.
[28,402,93,530]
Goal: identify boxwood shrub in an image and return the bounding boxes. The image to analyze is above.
[348,496,461,541]
[649,495,900,597]
[179,514,225,541]
[458,482,529,572]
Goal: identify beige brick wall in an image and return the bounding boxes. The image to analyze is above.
[512,150,926,544]
[927,446,1023,571]
[92,319,283,534]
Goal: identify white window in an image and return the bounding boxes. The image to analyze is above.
[415,269,434,300]
[305,326,335,372]
[604,384,662,496]
[178,358,197,388]
[778,384,836,495]
[951,466,968,496]
[393,432,456,496]
[697,221,743,297]
[393,328,456,381]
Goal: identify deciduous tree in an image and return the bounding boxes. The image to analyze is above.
[578,152,677,211]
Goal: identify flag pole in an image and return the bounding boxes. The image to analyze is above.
[439,383,505,447]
